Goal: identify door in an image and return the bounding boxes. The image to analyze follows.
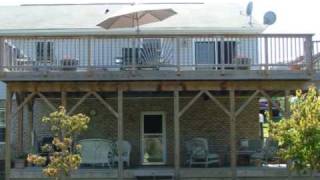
[141,112,166,165]
[195,41,236,66]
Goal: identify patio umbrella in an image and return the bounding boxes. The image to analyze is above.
[97,4,177,33]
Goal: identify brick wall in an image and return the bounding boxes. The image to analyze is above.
[11,94,259,167]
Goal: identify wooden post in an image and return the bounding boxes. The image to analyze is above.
[117,90,124,180]
[174,90,180,179]
[284,90,290,119]
[229,89,237,180]
[304,35,313,75]
[267,98,273,122]
[61,91,67,109]
[284,90,292,179]
[27,98,34,151]
[5,89,12,180]
[15,92,24,156]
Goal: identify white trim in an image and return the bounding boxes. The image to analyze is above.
[140,111,167,165]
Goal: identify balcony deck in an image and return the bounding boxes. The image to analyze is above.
[0,34,316,82]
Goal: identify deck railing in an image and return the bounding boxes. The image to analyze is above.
[0,34,314,73]
[313,40,320,71]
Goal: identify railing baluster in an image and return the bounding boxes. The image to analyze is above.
[304,35,313,74]
[87,37,92,70]
[264,36,269,71]
[176,37,181,74]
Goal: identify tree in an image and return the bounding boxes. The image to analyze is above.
[270,86,320,176]
[27,106,90,180]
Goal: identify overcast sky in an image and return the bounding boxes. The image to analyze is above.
[0,0,319,38]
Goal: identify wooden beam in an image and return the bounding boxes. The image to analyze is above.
[235,90,260,117]
[204,90,232,118]
[5,89,12,180]
[229,89,237,180]
[6,80,309,92]
[178,90,204,117]
[173,90,180,179]
[61,91,67,109]
[10,92,36,120]
[37,92,56,111]
[92,92,118,118]
[117,90,123,180]
[67,92,92,115]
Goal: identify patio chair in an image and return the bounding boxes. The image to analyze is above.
[185,138,220,168]
[113,140,132,167]
[79,139,114,168]
[250,138,278,166]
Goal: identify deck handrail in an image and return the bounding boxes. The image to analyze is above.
[0,34,314,75]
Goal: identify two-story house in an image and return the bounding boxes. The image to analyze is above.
[0,2,318,180]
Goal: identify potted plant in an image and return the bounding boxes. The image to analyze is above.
[15,153,28,169]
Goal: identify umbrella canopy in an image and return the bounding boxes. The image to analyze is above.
[97,4,177,30]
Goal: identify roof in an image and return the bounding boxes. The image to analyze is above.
[0,2,266,36]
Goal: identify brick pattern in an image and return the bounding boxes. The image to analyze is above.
[8,95,259,166]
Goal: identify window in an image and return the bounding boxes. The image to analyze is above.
[36,41,54,62]
[195,41,236,65]
[0,108,5,142]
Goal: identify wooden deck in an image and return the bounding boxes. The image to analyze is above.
[10,166,320,180]
[0,34,316,81]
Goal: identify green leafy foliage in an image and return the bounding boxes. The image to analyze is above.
[270,86,320,172]
[27,106,90,179]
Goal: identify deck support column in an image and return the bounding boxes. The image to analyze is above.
[5,89,12,180]
[229,89,237,180]
[117,90,124,180]
[16,92,24,156]
[284,90,290,119]
[27,97,34,151]
[61,91,67,109]
[174,90,180,179]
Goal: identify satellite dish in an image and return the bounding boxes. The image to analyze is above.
[246,1,253,16]
[263,11,277,25]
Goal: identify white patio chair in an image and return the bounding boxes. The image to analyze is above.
[185,138,220,168]
[79,139,114,168]
[113,140,132,167]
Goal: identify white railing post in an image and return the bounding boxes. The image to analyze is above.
[176,37,181,74]
[264,36,269,71]
[87,37,92,70]
[304,35,313,75]
[220,36,225,72]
